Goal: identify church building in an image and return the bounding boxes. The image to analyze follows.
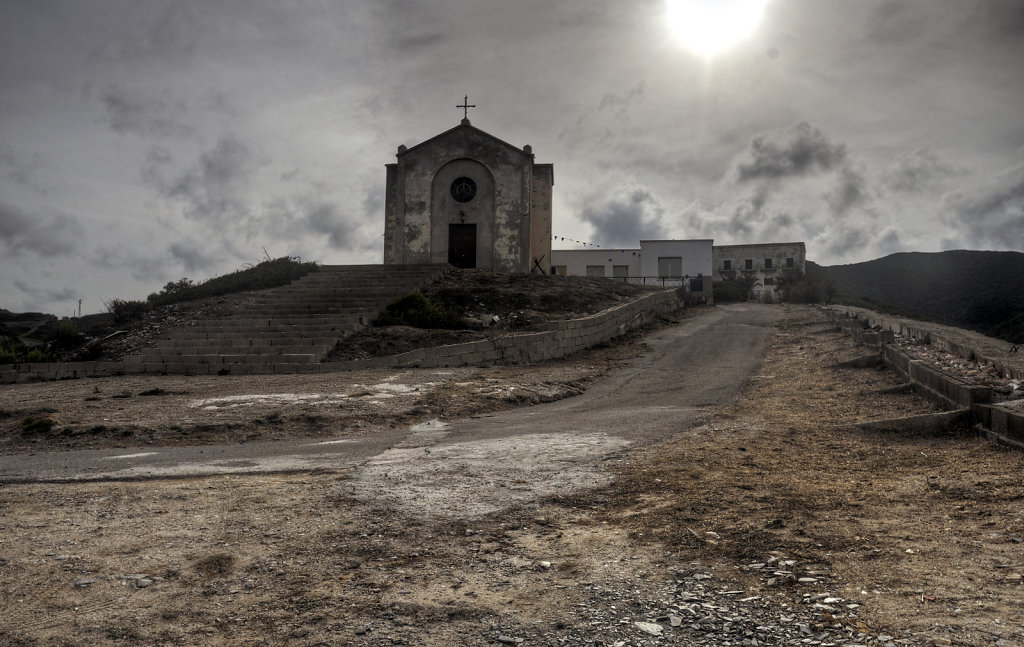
[383,111,553,274]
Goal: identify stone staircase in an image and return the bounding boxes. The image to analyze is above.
[124,264,450,375]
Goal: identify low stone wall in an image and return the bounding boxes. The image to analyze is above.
[0,290,682,383]
[0,360,130,384]
[977,400,1024,449]
[892,348,992,411]
[829,305,1023,380]
[321,289,682,372]
[829,306,1023,450]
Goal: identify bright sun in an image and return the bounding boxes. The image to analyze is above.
[665,0,770,59]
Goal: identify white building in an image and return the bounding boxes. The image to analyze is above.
[550,239,714,301]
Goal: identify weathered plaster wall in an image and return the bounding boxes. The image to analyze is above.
[384,122,545,273]
[713,242,807,298]
[430,159,496,269]
[713,242,806,277]
[530,164,553,273]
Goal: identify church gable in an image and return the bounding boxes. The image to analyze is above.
[383,118,552,274]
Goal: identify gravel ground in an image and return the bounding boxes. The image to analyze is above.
[1,306,1022,646]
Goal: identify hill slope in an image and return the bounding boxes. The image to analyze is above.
[808,250,1024,342]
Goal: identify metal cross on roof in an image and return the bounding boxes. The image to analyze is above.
[457,94,476,119]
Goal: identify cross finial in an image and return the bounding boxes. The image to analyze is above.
[457,94,476,120]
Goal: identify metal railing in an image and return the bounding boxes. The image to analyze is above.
[607,276,705,291]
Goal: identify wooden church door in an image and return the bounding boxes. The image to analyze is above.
[448,224,477,268]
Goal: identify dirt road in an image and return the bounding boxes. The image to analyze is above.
[1,305,1021,646]
[0,304,779,483]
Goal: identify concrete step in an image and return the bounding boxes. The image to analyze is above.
[152,340,335,351]
[136,353,321,365]
[154,335,339,346]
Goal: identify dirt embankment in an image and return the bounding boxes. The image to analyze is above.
[0,307,1022,647]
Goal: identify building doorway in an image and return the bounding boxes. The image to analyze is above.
[448,224,477,268]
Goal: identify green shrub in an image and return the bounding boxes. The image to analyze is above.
[26,349,45,363]
[0,344,16,364]
[373,292,467,329]
[104,298,151,324]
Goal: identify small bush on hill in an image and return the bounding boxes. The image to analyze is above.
[0,344,17,364]
[105,298,151,324]
[147,256,319,307]
[373,292,467,329]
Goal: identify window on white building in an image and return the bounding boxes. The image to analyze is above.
[764,258,773,270]
[552,265,567,276]
[657,257,682,278]
[612,265,629,279]
[586,265,605,277]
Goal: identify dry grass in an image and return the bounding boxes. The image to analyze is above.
[581,307,1024,643]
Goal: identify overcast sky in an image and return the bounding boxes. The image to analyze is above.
[2,0,1022,315]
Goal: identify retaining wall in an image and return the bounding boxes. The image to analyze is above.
[320,289,682,372]
[0,289,682,383]
[829,305,1023,380]
[829,307,1023,450]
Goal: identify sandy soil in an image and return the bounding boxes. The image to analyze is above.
[1,306,1022,646]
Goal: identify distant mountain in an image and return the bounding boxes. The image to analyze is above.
[807,250,1024,343]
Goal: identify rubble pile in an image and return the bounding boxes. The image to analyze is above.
[891,334,1021,401]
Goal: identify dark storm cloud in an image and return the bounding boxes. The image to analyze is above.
[733,122,847,183]
[877,229,903,256]
[579,187,669,247]
[13,280,77,307]
[169,240,219,274]
[944,161,1024,250]
[143,135,261,225]
[304,203,360,251]
[101,85,192,137]
[825,166,868,215]
[885,148,961,193]
[0,202,84,257]
[92,244,170,283]
[821,227,871,260]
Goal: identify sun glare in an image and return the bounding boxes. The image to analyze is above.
[665,0,770,59]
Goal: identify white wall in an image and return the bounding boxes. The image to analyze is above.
[639,240,713,278]
[550,248,641,277]
[551,240,714,280]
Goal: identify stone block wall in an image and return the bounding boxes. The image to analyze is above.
[829,305,1022,380]
[2,290,682,383]
[321,289,681,372]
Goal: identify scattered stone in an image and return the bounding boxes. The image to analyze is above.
[74,578,96,587]
[634,621,663,636]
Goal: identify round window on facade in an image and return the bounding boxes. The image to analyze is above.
[450,177,477,203]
